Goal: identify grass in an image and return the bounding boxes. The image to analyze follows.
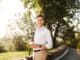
[0,51,29,60]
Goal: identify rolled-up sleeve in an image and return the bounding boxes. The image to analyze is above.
[45,30,53,49]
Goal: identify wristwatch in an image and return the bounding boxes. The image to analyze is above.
[39,45,42,48]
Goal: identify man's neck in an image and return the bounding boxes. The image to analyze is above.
[37,26,44,29]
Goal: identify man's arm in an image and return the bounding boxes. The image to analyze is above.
[40,29,53,49]
[45,29,53,49]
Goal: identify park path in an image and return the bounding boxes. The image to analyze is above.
[59,48,80,60]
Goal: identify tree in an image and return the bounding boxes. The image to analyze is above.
[22,0,79,48]
[33,0,78,48]
[23,11,35,40]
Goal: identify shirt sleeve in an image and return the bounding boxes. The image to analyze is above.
[45,29,53,49]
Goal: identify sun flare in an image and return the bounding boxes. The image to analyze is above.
[0,0,24,38]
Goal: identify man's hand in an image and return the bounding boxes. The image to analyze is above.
[30,44,39,48]
[41,45,47,50]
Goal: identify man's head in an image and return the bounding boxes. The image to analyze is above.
[36,15,44,27]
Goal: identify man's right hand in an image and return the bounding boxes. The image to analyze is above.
[30,44,39,48]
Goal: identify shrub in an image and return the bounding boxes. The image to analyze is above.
[0,43,7,52]
[77,40,80,49]
[12,36,28,51]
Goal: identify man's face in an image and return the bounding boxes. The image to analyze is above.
[36,17,44,27]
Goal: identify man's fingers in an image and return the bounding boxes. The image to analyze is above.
[31,44,39,48]
[41,45,47,49]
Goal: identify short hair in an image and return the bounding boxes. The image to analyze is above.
[37,15,44,19]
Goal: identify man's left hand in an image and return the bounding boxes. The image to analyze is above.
[41,45,47,50]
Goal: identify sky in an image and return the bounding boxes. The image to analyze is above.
[0,0,24,38]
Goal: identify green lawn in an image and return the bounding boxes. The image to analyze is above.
[0,51,29,60]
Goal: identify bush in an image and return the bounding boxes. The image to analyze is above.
[8,42,15,51]
[77,40,80,49]
[12,36,28,51]
[0,43,7,52]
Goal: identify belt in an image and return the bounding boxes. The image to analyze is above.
[33,50,45,52]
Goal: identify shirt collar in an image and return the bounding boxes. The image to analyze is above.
[37,26,45,31]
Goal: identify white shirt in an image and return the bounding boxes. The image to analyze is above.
[33,26,53,50]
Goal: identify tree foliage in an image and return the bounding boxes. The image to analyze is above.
[33,0,76,23]
[22,0,79,48]
[33,0,77,48]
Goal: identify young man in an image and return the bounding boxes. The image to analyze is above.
[29,15,53,60]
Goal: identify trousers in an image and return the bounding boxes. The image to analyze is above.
[33,51,47,60]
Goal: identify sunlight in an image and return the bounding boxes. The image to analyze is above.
[0,0,24,38]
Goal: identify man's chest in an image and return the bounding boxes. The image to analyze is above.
[34,29,47,44]
[34,30,46,38]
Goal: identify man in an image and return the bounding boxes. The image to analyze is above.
[29,15,53,60]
